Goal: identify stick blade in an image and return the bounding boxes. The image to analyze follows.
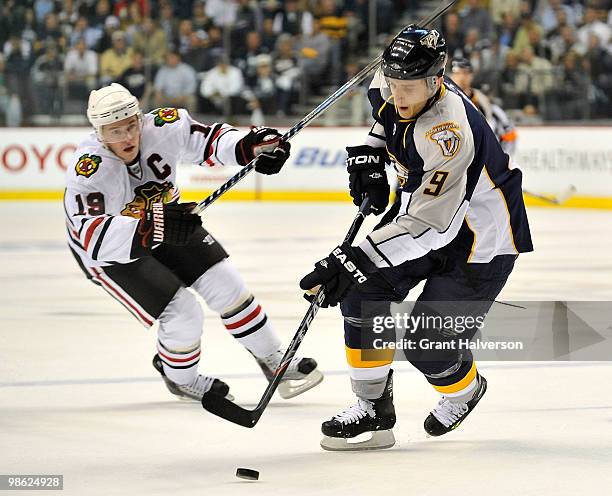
[201,392,261,428]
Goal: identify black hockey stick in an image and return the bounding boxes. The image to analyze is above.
[192,0,457,215]
[201,198,371,427]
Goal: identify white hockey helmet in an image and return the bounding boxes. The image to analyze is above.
[87,83,141,139]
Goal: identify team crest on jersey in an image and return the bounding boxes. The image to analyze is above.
[426,122,461,158]
[151,107,180,127]
[420,30,440,50]
[121,181,175,218]
[75,154,102,178]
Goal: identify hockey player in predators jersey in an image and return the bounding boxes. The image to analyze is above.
[300,26,533,450]
[65,83,323,403]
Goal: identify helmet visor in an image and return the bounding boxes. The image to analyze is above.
[99,115,142,143]
[380,70,434,106]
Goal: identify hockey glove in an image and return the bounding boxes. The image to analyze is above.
[236,126,291,175]
[299,242,371,307]
[346,145,390,215]
[137,202,202,248]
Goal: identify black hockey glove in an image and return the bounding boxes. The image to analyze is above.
[236,126,291,175]
[299,242,371,308]
[346,145,390,215]
[137,202,202,248]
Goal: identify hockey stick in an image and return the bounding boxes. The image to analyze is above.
[523,185,576,205]
[192,0,457,215]
[201,198,371,427]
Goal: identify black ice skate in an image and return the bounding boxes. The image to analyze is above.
[152,354,233,402]
[255,349,324,399]
[424,373,488,437]
[320,370,396,451]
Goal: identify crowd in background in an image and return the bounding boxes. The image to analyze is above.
[0,0,610,126]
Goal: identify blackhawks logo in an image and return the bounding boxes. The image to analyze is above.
[151,107,180,127]
[121,181,175,219]
[75,154,102,177]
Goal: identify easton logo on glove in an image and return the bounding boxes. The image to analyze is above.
[346,154,382,167]
[332,246,368,283]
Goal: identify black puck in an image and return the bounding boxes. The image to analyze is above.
[236,468,259,481]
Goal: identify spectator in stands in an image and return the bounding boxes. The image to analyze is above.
[513,10,544,54]
[119,50,152,110]
[38,12,66,50]
[97,15,120,53]
[583,33,612,118]
[296,18,331,93]
[64,37,98,100]
[206,0,239,27]
[261,17,279,53]
[69,16,102,50]
[545,50,589,120]
[527,24,552,59]
[0,54,8,124]
[489,0,521,26]
[246,53,277,117]
[444,12,465,59]
[193,1,213,32]
[236,31,268,87]
[177,19,196,58]
[273,0,313,36]
[125,3,145,44]
[497,12,519,49]
[200,55,246,116]
[34,0,54,25]
[273,33,301,115]
[461,0,494,42]
[514,46,554,112]
[3,34,33,122]
[31,39,64,117]
[159,3,179,45]
[548,24,578,64]
[133,17,167,68]
[203,25,225,69]
[536,0,576,34]
[90,0,112,30]
[154,50,197,110]
[317,0,349,85]
[100,31,133,85]
[577,7,611,53]
[21,8,38,48]
[183,30,211,72]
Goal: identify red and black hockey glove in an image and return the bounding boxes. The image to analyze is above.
[137,202,201,248]
[236,126,291,175]
[299,242,371,307]
[346,145,390,215]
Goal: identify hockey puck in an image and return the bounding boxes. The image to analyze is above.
[236,468,259,481]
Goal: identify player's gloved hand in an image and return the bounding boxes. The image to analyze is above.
[236,127,291,175]
[299,242,370,307]
[346,145,390,215]
[138,202,202,247]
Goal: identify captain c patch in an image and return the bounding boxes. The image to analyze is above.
[426,122,461,158]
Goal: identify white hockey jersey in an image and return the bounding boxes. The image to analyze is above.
[64,108,246,269]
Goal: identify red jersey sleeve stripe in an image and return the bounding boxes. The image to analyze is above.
[83,217,106,251]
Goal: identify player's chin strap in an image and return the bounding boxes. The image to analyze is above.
[191,0,458,216]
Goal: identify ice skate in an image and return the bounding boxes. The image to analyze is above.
[152,354,233,402]
[424,373,487,437]
[320,370,396,451]
[255,349,324,399]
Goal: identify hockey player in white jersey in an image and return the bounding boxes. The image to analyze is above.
[64,83,323,403]
[300,26,533,450]
[450,57,517,157]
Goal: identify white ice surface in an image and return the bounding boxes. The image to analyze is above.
[1,202,611,496]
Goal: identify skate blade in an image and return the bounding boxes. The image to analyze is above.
[320,430,396,451]
[278,369,324,399]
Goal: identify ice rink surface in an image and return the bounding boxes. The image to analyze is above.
[1,201,611,496]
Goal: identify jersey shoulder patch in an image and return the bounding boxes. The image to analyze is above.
[425,122,461,158]
[75,153,102,178]
[149,107,180,127]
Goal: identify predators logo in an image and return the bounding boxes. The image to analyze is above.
[75,154,102,178]
[151,107,180,127]
[426,122,461,158]
[121,181,175,219]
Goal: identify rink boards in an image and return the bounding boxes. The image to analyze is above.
[0,125,611,208]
